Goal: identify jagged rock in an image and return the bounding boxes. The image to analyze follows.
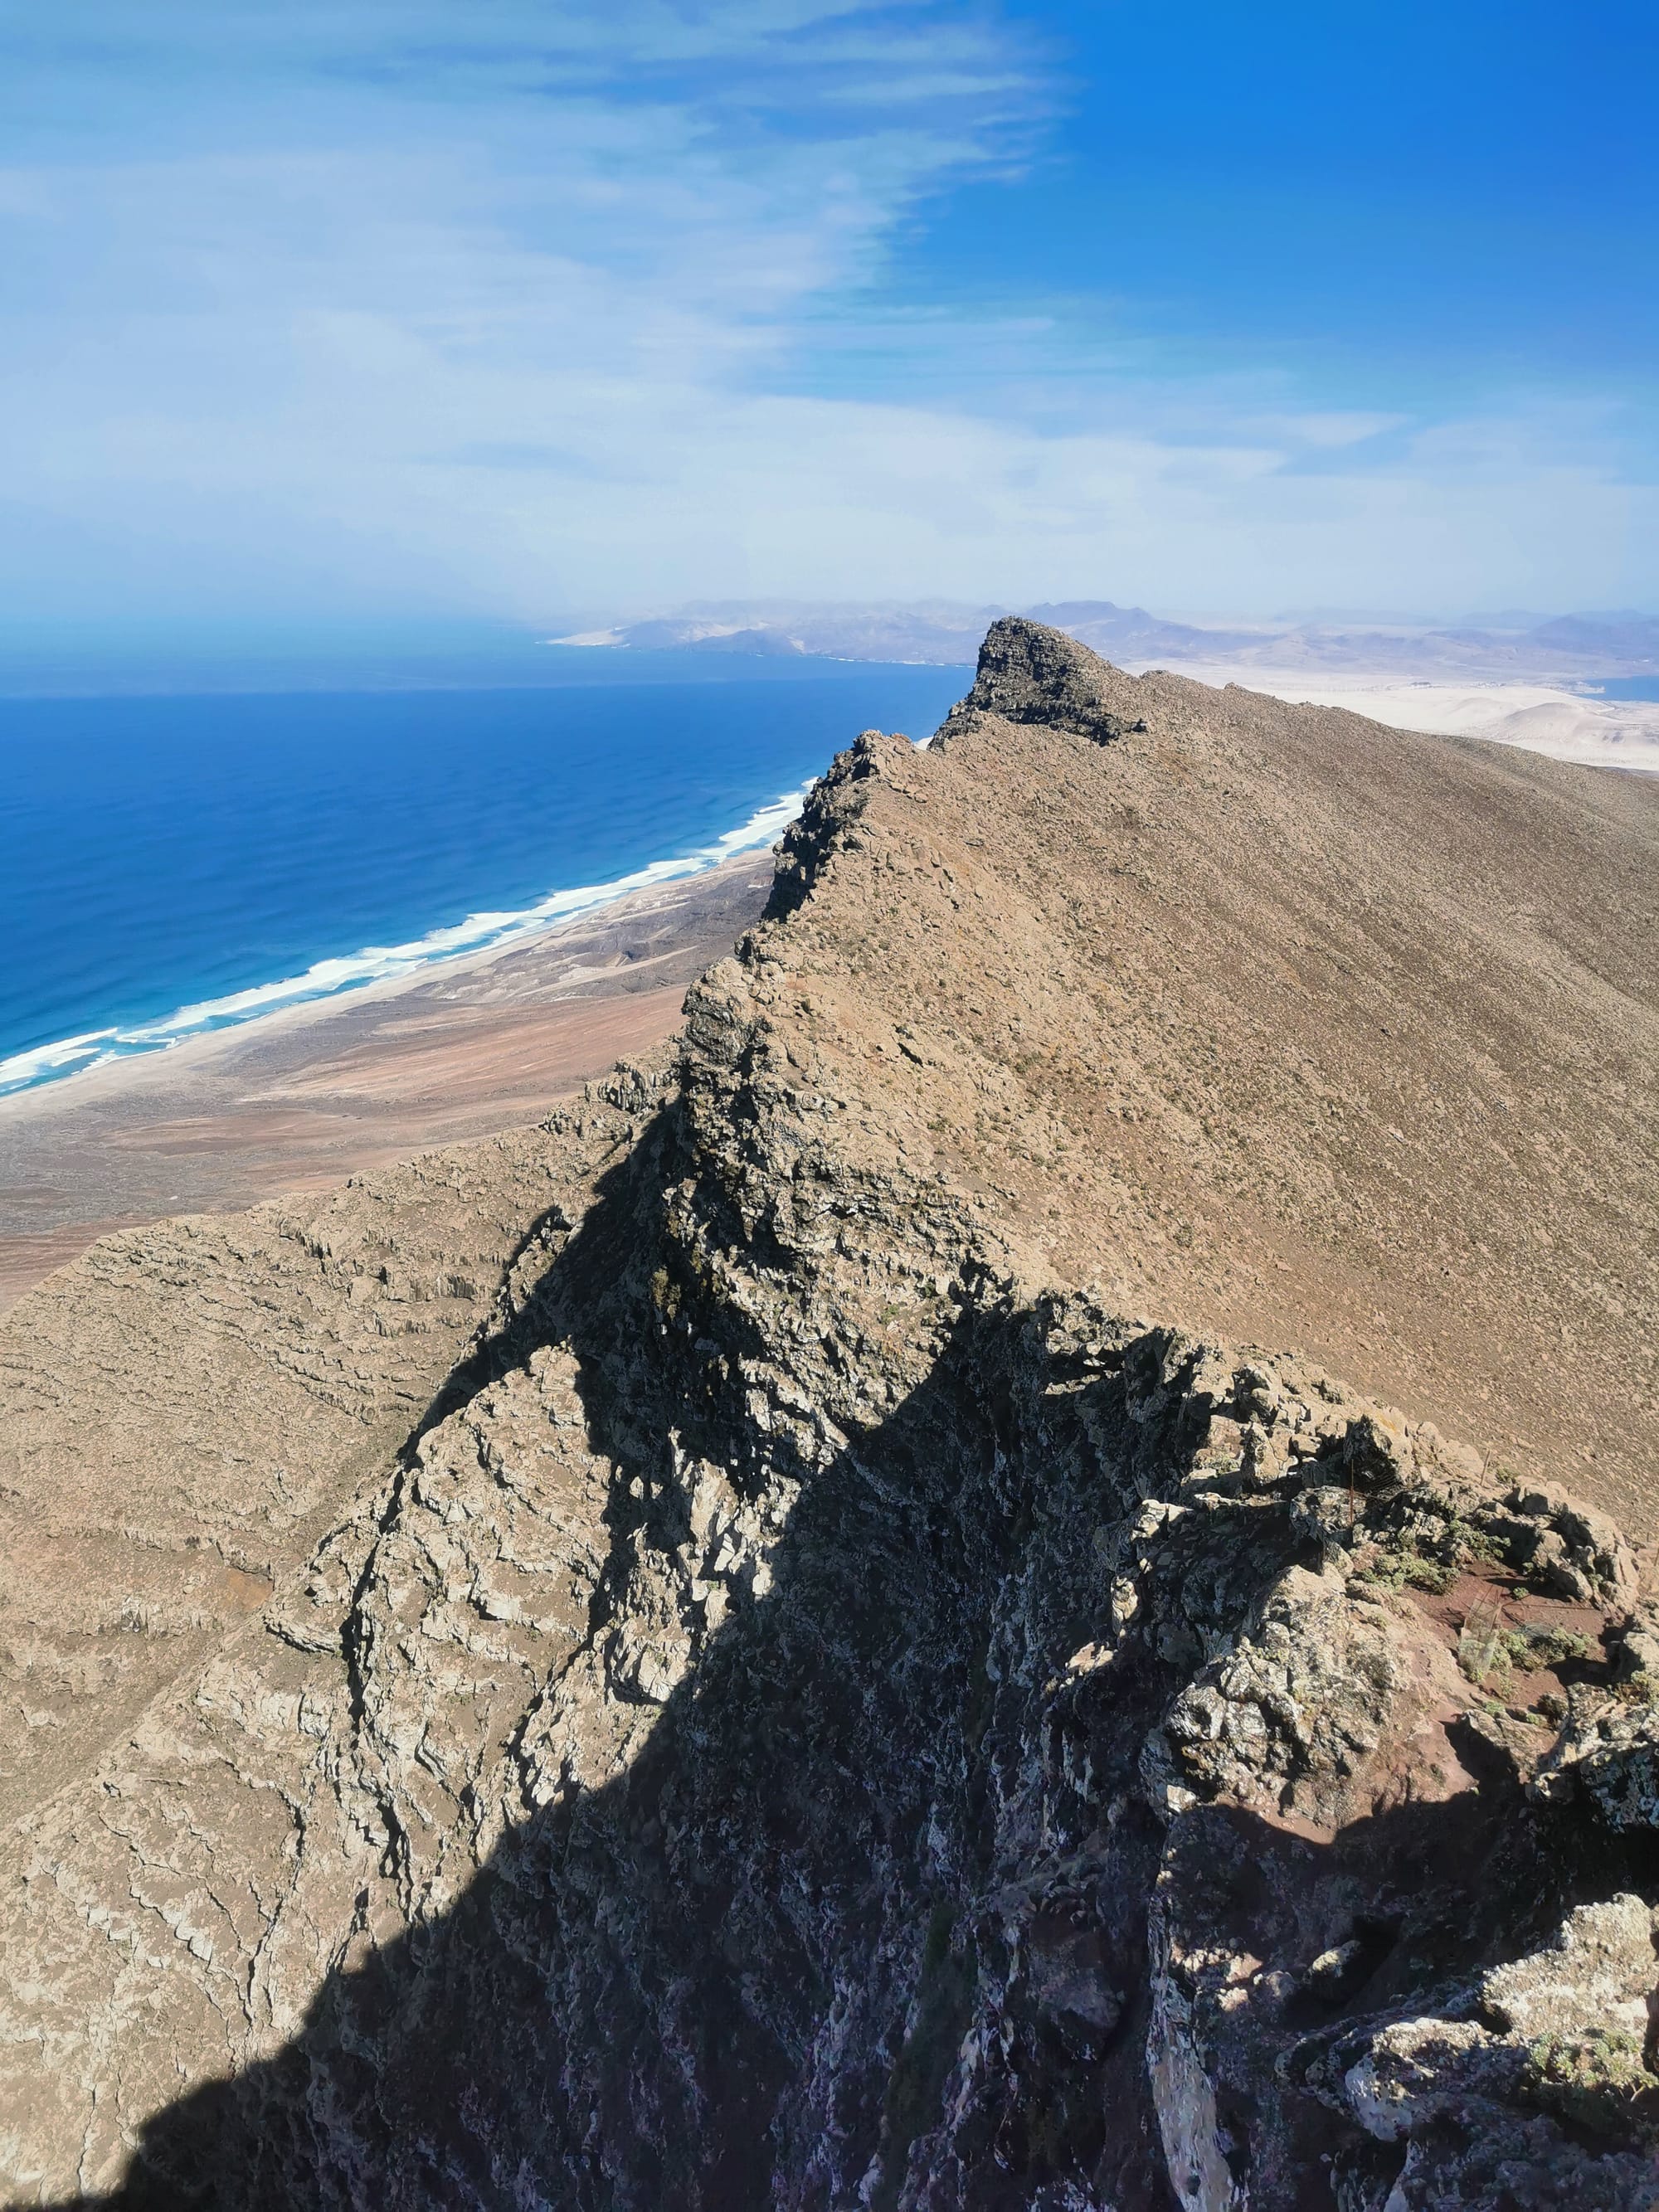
[1326,1898,1659,2207]
[1538,1689,1659,1830]
[933,616,1149,746]
[0,620,1656,2208]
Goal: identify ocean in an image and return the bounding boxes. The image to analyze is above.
[0,654,970,1097]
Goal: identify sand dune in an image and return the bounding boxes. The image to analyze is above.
[1168,664,1659,774]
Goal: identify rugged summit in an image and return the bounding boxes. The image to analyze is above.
[0,622,1657,2208]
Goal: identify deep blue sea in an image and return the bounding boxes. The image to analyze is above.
[1592,675,1659,702]
[0,654,969,1096]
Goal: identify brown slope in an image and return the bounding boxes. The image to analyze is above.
[0,861,771,1825]
[0,1119,620,1833]
[760,619,1658,1520]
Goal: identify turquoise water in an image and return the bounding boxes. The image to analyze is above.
[0,656,969,1096]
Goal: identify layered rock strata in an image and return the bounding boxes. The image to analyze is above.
[0,625,1656,2208]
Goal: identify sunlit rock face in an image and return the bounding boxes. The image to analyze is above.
[3,624,1659,2210]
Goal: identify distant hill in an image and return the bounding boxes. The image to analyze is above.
[552,596,1659,677]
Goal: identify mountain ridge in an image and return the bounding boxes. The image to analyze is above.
[0,621,1656,2205]
[552,598,1659,680]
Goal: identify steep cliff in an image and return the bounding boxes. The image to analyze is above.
[1,623,1657,2209]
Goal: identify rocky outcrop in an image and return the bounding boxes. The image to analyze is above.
[934,615,1148,746]
[1,624,1657,2208]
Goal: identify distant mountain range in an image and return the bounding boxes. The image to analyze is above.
[552,598,1659,678]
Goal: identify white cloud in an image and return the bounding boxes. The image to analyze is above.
[0,2,1651,627]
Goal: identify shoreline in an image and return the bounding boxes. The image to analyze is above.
[6,668,1649,1319]
[0,782,810,1100]
[0,852,774,1315]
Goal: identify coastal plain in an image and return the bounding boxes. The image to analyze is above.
[0,853,771,1315]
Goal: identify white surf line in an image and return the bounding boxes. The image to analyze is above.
[0,785,810,1100]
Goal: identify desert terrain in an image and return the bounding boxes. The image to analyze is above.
[0,625,1655,2205]
[1169,664,1659,778]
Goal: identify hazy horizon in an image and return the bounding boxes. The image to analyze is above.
[2,593,1659,699]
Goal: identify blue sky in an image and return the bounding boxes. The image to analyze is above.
[0,0,1653,634]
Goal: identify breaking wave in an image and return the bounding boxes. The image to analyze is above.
[0,785,806,1100]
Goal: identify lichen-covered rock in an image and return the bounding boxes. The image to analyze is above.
[1538,1688,1659,1830]
[1324,1898,1659,2206]
[1148,1563,1412,1824]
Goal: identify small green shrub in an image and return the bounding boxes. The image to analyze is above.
[1445,1517,1506,1568]
[1357,1544,1456,1595]
[1524,2027,1659,2142]
[1515,1625,1593,1671]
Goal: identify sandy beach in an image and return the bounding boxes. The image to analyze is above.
[0,852,773,1315]
[4,668,1649,1322]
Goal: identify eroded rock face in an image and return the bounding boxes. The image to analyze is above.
[934,615,1148,746]
[0,1128,584,1831]
[2,624,1657,2210]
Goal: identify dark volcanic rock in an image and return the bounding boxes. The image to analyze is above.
[934,617,1148,746]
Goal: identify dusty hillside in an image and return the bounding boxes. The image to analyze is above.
[0,1130,604,1833]
[773,621,1657,1519]
[0,622,1655,2208]
[0,864,770,1828]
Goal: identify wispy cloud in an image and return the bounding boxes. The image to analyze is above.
[0,2,1651,629]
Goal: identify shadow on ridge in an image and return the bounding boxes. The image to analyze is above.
[40,1092,1179,2210]
[39,1094,1643,2211]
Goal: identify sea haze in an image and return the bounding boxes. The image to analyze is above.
[0,657,969,1095]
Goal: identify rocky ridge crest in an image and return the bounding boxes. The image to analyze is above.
[0,625,1656,2208]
